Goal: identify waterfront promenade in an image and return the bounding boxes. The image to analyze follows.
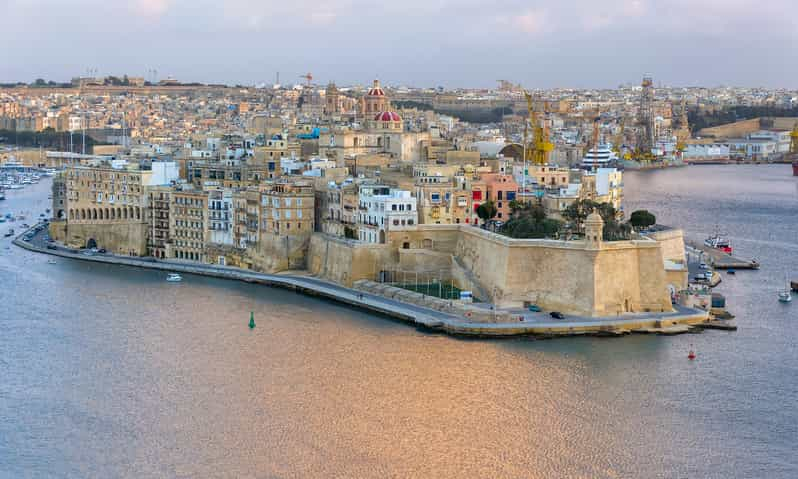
[13,224,709,337]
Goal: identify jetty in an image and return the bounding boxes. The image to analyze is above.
[686,240,760,270]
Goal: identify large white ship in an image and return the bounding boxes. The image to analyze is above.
[581,144,618,168]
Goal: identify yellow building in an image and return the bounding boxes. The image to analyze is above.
[58,163,148,254]
[168,187,208,261]
[413,163,458,224]
[259,180,315,236]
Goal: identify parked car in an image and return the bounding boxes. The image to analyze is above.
[549,311,565,319]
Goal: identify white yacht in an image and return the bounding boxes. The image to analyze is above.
[581,144,618,168]
[166,273,183,282]
[778,276,792,303]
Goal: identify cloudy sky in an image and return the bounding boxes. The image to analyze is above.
[2,0,796,88]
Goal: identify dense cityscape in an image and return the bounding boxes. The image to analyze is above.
[2,61,798,479]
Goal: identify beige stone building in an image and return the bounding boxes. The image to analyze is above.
[259,180,315,236]
[147,185,171,259]
[168,187,208,261]
[55,164,148,254]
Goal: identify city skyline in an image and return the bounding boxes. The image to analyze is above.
[3,0,797,89]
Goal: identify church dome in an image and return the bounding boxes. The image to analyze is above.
[367,79,385,97]
[374,111,401,122]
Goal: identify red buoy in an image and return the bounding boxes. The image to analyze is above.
[688,345,696,360]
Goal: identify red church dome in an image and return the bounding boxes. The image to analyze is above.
[374,111,401,122]
[367,79,385,97]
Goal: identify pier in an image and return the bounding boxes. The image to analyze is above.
[686,240,760,270]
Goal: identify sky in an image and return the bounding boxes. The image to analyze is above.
[2,0,797,89]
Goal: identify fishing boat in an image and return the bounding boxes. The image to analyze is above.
[166,273,183,282]
[704,231,732,254]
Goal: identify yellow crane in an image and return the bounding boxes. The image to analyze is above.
[791,121,798,155]
[523,91,554,166]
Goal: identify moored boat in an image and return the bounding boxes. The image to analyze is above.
[704,231,732,254]
[166,273,183,282]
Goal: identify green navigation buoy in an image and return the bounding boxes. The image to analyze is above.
[249,311,256,329]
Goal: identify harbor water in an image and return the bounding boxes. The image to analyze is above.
[1,165,797,478]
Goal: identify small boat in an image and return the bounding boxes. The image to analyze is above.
[704,231,732,254]
[3,229,14,237]
[778,276,792,303]
[792,280,798,293]
[166,273,183,282]
[727,269,736,275]
[47,259,57,264]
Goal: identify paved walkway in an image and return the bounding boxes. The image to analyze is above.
[14,224,709,337]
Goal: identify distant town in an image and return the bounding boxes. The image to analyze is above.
[2,74,797,334]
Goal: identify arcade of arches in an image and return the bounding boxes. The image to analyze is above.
[68,206,142,223]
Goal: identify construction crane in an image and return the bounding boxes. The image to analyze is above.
[299,72,313,86]
[790,121,798,156]
[523,90,554,166]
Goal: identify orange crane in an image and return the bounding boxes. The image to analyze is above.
[299,72,313,86]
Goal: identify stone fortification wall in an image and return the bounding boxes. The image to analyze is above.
[389,225,673,316]
[249,233,311,273]
[647,229,687,264]
[311,225,676,317]
[52,221,147,255]
[697,118,761,139]
[308,234,393,287]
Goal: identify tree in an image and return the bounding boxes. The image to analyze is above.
[476,201,497,226]
[629,210,656,229]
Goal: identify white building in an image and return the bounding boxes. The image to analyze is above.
[147,161,180,186]
[358,185,417,243]
[207,188,233,246]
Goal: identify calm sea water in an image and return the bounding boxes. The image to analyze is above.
[1,166,796,478]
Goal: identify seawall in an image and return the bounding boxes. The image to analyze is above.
[14,225,710,337]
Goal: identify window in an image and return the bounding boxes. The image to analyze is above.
[284,210,292,219]
[506,191,516,201]
[497,191,503,201]
[392,204,397,211]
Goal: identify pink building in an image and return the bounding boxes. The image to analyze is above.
[481,173,518,222]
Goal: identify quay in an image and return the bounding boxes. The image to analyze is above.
[686,240,760,270]
[13,224,715,338]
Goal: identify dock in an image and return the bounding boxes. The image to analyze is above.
[686,240,760,270]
